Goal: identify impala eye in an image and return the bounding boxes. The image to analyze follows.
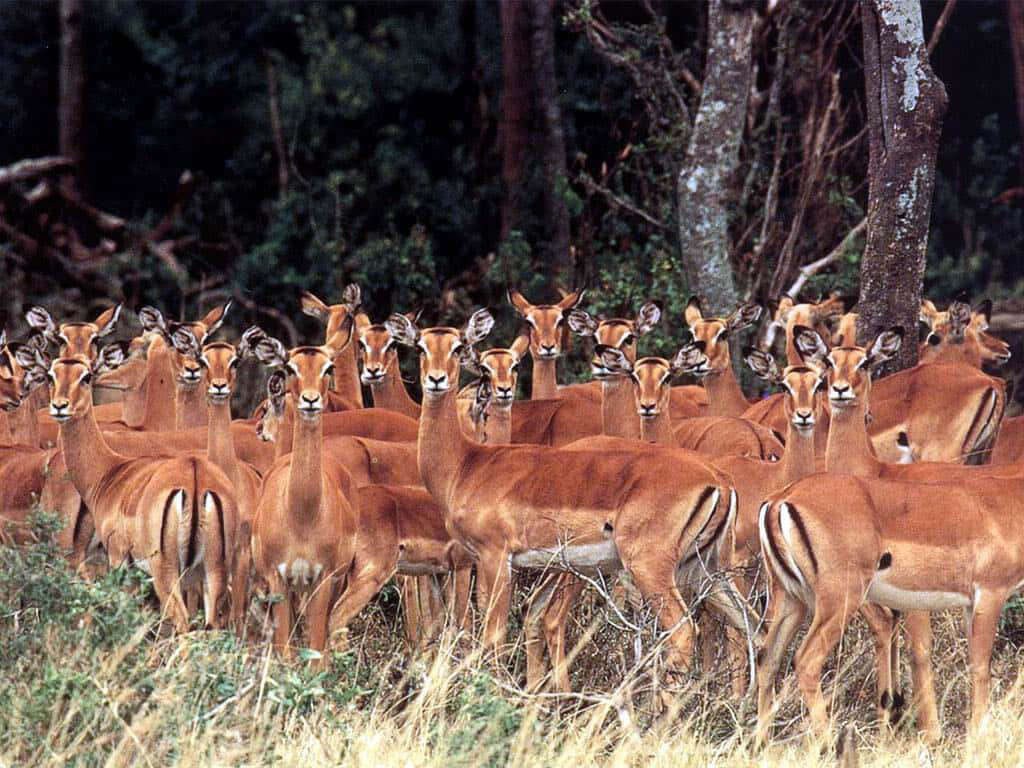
[81,372,92,386]
[323,364,335,378]
[229,357,240,369]
[621,334,635,346]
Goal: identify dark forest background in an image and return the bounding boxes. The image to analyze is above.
[3,0,1024,377]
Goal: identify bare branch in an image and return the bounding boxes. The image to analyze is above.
[927,0,958,57]
[0,157,75,187]
[577,173,670,231]
[786,217,867,299]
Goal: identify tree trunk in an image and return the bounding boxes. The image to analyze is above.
[499,0,532,243]
[676,0,753,315]
[529,0,571,279]
[59,0,85,198]
[857,0,948,373]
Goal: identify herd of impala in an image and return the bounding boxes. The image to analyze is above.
[1,283,1022,746]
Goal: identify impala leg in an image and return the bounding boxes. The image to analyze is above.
[755,580,807,748]
[305,577,335,666]
[544,574,585,693]
[859,604,898,728]
[204,563,228,630]
[904,610,940,742]
[446,566,474,637]
[267,572,293,658]
[524,572,561,692]
[329,563,392,648]
[152,557,190,634]
[626,558,696,683]
[230,522,253,636]
[475,551,512,661]
[399,575,424,649]
[701,572,762,697]
[967,590,1004,739]
[794,598,854,742]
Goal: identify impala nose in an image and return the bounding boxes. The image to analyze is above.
[539,343,557,358]
[50,399,71,420]
[182,366,202,384]
[830,383,852,402]
[297,391,322,415]
[361,364,384,383]
[208,381,230,399]
[793,408,814,428]
[425,373,448,392]
[495,384,514,402]
[638,402,657,419]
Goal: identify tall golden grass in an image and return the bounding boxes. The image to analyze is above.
[4,524,1024,767]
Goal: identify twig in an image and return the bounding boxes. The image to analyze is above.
[265,50,290,196]
[0,156,74,187]
[786,217,867,298]
[577,173,669,231]
[927,0,958,56]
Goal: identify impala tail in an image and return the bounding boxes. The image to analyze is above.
[757,499,817,604]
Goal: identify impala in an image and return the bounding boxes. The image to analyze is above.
[358,312,422,418]
[507,287,584,399]
[249,324,360,659]
[49,353,239,631]
[168,327,263,632]
[300,285,365,409]
[919,298,1010,368]
[678,297,764,417]
[764,292,845,366]
[386,309,747,686]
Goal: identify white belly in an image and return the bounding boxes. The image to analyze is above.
[511,539,621,576]
[866,576,970,611]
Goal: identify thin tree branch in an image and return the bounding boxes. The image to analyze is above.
[927,0,958,56]
[0,157,75,187]
[786,217,867,298]
[577,173,670,231]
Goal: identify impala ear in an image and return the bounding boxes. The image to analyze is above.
[11,342,41,371]
[238,325,267,359]
[919,299,939,326]
[170,327,202,358]
[470,376,493,428]
[726,302,763,333]
[459,344,483,376]
[597,344,632,376]
[300,291,331,324]
[0,328,6,348]
[354,311,371,335]
[684,296,704,327]
[556,287,585,311]
[865,326,904,367]
[975,299,993,328]
[386,313,420,346]
[254,335,289,367]
[507,288,532,316]
[341,283,361,313]
[138,306,169,337]
[567,308,598,337]
[672,341,708,373]
[25,305,57,340]
[744,347,782,383]
[199,301,230,343]
[95,341,129,374]
[266,369,288,409]
[22,358,50,393]
[635,302,661,336]
[93,304,123,338]
[947,300,971,339]
[792,324,829,364]
[462,308,495,345]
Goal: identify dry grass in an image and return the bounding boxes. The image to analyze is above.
[4,528,1024,767]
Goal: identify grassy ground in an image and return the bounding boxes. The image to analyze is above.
[3,523,1024,767]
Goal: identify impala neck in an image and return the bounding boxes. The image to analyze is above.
[120,377,147,427]
[8,397,41,447]
[0,413,13,445]
[175,383,208,431]
[780,421,817,485]
[206,398,238,481]
[274,401,296,459]
[369,364,419,418]
[481,404,512,445]
[825,398,882,476]
[418,388,471,506]
[602,377,640,439]
[333,342,364,408]
[141,340,177,432]
[286,413,324,520]
[702,368,750,417]
[531,356,559,400]
[58,405,123,504]
[640,410,675,445]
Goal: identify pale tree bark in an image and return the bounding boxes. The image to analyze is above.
[857,0,948,373]
[59,0,85,198]
[499,0,532,243]
[677,0,754,315]
[529,0,571,278]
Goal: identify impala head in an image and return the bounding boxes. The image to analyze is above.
[0,334,51,411]
[25,303,122,361]
[920,298,1010,367]
[0,336,23,411]
[461,335,529,406]
[745,348,825,433]
[679,297,762,378]
[48,345,128,422]
[386,309,494,399]
[94,334,151,392]
[254,369,289,442]
[508,287,584,359]
[169,328,241,403]
[831,312,859,347]
[358,310,420,385]
[250,321,353,420]
[596,344,690,419]
[140,303,231,388]
[301,284,362,345]
[567,301,660,379]
[793,324,903,412]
